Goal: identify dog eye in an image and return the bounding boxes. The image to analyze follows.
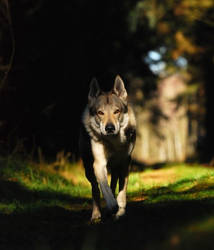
[114,109,120,114]
[97,110,104,115]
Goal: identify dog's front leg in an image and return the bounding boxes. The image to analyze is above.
[91,140,118,213]
[83,158,101,222]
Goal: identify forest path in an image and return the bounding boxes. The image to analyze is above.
[1,197,214,250]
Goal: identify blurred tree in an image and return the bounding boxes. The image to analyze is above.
[0,0,213,162]
[128,0,214,163]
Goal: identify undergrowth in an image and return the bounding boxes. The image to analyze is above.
[1,155,214,214]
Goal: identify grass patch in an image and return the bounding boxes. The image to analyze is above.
[1,157,214,214]
[0,156,91,214]
[128,164,214,203]
[1,157,214,250]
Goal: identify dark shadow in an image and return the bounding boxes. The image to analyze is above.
[131,159,147,172]
[0,179,90,205]
[59,199,214,250]
[0,178,91,250]
[1,177,214,250]
[131,159,168,172]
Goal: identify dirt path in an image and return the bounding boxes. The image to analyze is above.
[1,198,214,250]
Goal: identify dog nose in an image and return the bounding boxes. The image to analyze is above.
[105,123,115,134]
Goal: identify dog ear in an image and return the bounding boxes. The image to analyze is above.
[88,78,100,102]
[113,75,127,102]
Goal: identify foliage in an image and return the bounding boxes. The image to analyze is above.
[129,0,214,56]
[0,0,213,160]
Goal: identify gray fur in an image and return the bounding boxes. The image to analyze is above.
[79,75,136,221]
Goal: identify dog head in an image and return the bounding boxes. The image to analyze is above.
[88,75,129,136]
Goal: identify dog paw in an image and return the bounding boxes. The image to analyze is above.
[104,203,119,219]
[91,210,101,223]
[108,203,119,217]
[106,198,118,214]
[90,217,102,224]
[110,203,119,214]
[114,207,126,220]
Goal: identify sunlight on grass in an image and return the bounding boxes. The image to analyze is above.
[1,156,214,214]
[1,157,214,250]
[127,164,214,203]
[20,165,91,199]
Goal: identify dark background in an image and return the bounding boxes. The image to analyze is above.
[0,0,150,157]
[0,0,214,161]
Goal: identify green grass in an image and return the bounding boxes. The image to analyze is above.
[0,156,91,214]
[128,164,214,203]
[1,157,214,214]
[1,156,214,250]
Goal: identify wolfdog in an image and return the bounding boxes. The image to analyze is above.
[79,75,136,222]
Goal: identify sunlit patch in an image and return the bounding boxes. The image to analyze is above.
[1,156,214,216]
[141,168,178,186]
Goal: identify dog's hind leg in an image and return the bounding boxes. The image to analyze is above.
[116,160,130,219]
[110,170,119,197]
